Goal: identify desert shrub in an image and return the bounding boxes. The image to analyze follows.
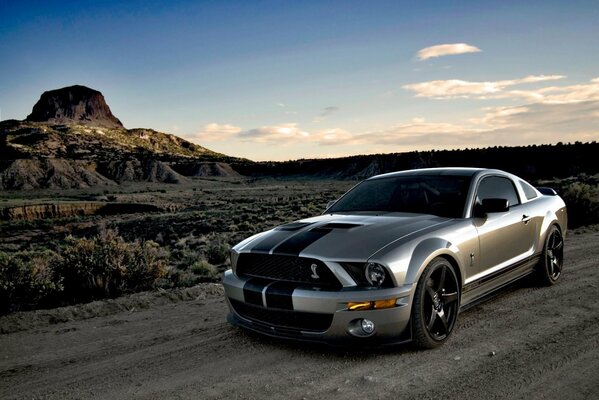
[127,240,169,290]
[562,182,599,227]
[53,229,168,302]
[237,220,254,232]
[205,241,229,265]
[167,269,202,287]
[0,251,60,313]
[170,247,202,270]
[190,259,218,279]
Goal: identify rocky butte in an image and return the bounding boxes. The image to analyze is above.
[26,85,124,129]
[0,85,241,189]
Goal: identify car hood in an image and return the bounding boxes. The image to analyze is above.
[234,212,452,261]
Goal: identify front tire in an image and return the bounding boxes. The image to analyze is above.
[412,257,460,349]
[536,225,564,286]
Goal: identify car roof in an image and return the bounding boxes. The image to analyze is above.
[368,167,490,180]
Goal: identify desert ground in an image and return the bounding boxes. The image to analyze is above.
[0,177,598,399]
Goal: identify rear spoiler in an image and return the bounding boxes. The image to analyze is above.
[537,187,558,196]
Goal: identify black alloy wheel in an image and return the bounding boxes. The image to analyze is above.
[412,257,460,348]
[537,226,564,285]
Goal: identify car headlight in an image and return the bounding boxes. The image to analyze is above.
[365,262,386,287]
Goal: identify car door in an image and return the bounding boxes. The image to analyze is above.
[473,175,537,274]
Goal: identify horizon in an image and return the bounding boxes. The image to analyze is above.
[1,1,598,161]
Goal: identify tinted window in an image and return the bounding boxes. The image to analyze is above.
[476,176,520,207]
[519,180,538,200]
[328,175,472,218]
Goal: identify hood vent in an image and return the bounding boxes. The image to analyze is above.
[317,223,363,230]
[275,222,313,231]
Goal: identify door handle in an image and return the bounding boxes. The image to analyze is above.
[521,214,531,224]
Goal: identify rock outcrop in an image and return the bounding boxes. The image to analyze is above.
[0,202,163,221]
[179,162,241,178]
[26,85,123,129]
[0,159,115,190]
[100,160,188,184]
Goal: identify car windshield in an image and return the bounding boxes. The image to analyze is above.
[328,174,472,218]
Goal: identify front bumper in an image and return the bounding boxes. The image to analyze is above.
[223,269,415,345]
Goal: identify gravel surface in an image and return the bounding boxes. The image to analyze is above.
[1,230,598,400]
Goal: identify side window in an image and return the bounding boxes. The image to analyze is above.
[519,180,538,200]
[476,176,521,207]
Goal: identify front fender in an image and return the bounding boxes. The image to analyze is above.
[404,238,464,285]
[372,237,466,288]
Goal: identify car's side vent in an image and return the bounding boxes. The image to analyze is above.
[537,187,558,196]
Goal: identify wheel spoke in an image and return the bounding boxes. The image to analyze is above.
[438,310,449,334]
[427,307,437,330]
[437,266,446,292]
[441,291,458,304]
[552,258,562,274]
[553,239,563,252]
[426,285,437,303]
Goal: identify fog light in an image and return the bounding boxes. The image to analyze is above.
[348,318,376,337]
[361,319,375,334]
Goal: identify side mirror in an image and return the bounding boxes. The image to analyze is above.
[326,200,336,210]
[475,198,509,217]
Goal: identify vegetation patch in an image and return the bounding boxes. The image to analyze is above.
[0,229,169,313]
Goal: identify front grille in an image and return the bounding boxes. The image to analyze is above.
[230,299,333,332]
[236,253,342,289]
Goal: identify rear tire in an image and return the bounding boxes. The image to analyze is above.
[412,257,460,349]
[536,225,564,286]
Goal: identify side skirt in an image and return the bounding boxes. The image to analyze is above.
[460,254,540,310]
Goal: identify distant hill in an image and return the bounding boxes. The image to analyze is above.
[231,142,599,182]
[0,85,243,189]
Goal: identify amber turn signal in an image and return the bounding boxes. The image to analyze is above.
[347,298,397,311]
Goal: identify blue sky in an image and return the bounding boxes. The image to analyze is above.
[1,0,598,160]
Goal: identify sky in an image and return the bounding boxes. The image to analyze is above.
[1,0,598,161]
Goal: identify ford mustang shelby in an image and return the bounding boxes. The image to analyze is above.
[223,168,567,348]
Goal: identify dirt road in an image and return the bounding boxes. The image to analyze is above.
[1,229,598,400]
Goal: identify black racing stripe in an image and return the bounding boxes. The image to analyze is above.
[249,231,293,253]
[265,282,297,310]
[272,227,332,256]
[243,278,270,306]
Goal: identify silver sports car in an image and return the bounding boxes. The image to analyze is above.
[223,168,567,348]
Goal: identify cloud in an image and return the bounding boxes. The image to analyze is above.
[403,75,566,99]
[239,123,310,143]
[190,123,242,142]
[352,101,599,148]
[508,78,599,104]
[314,106,340,122]
[313,128,353,145]
[350,119,484,147]
[417,43,481,61]
[320,106,339,116]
